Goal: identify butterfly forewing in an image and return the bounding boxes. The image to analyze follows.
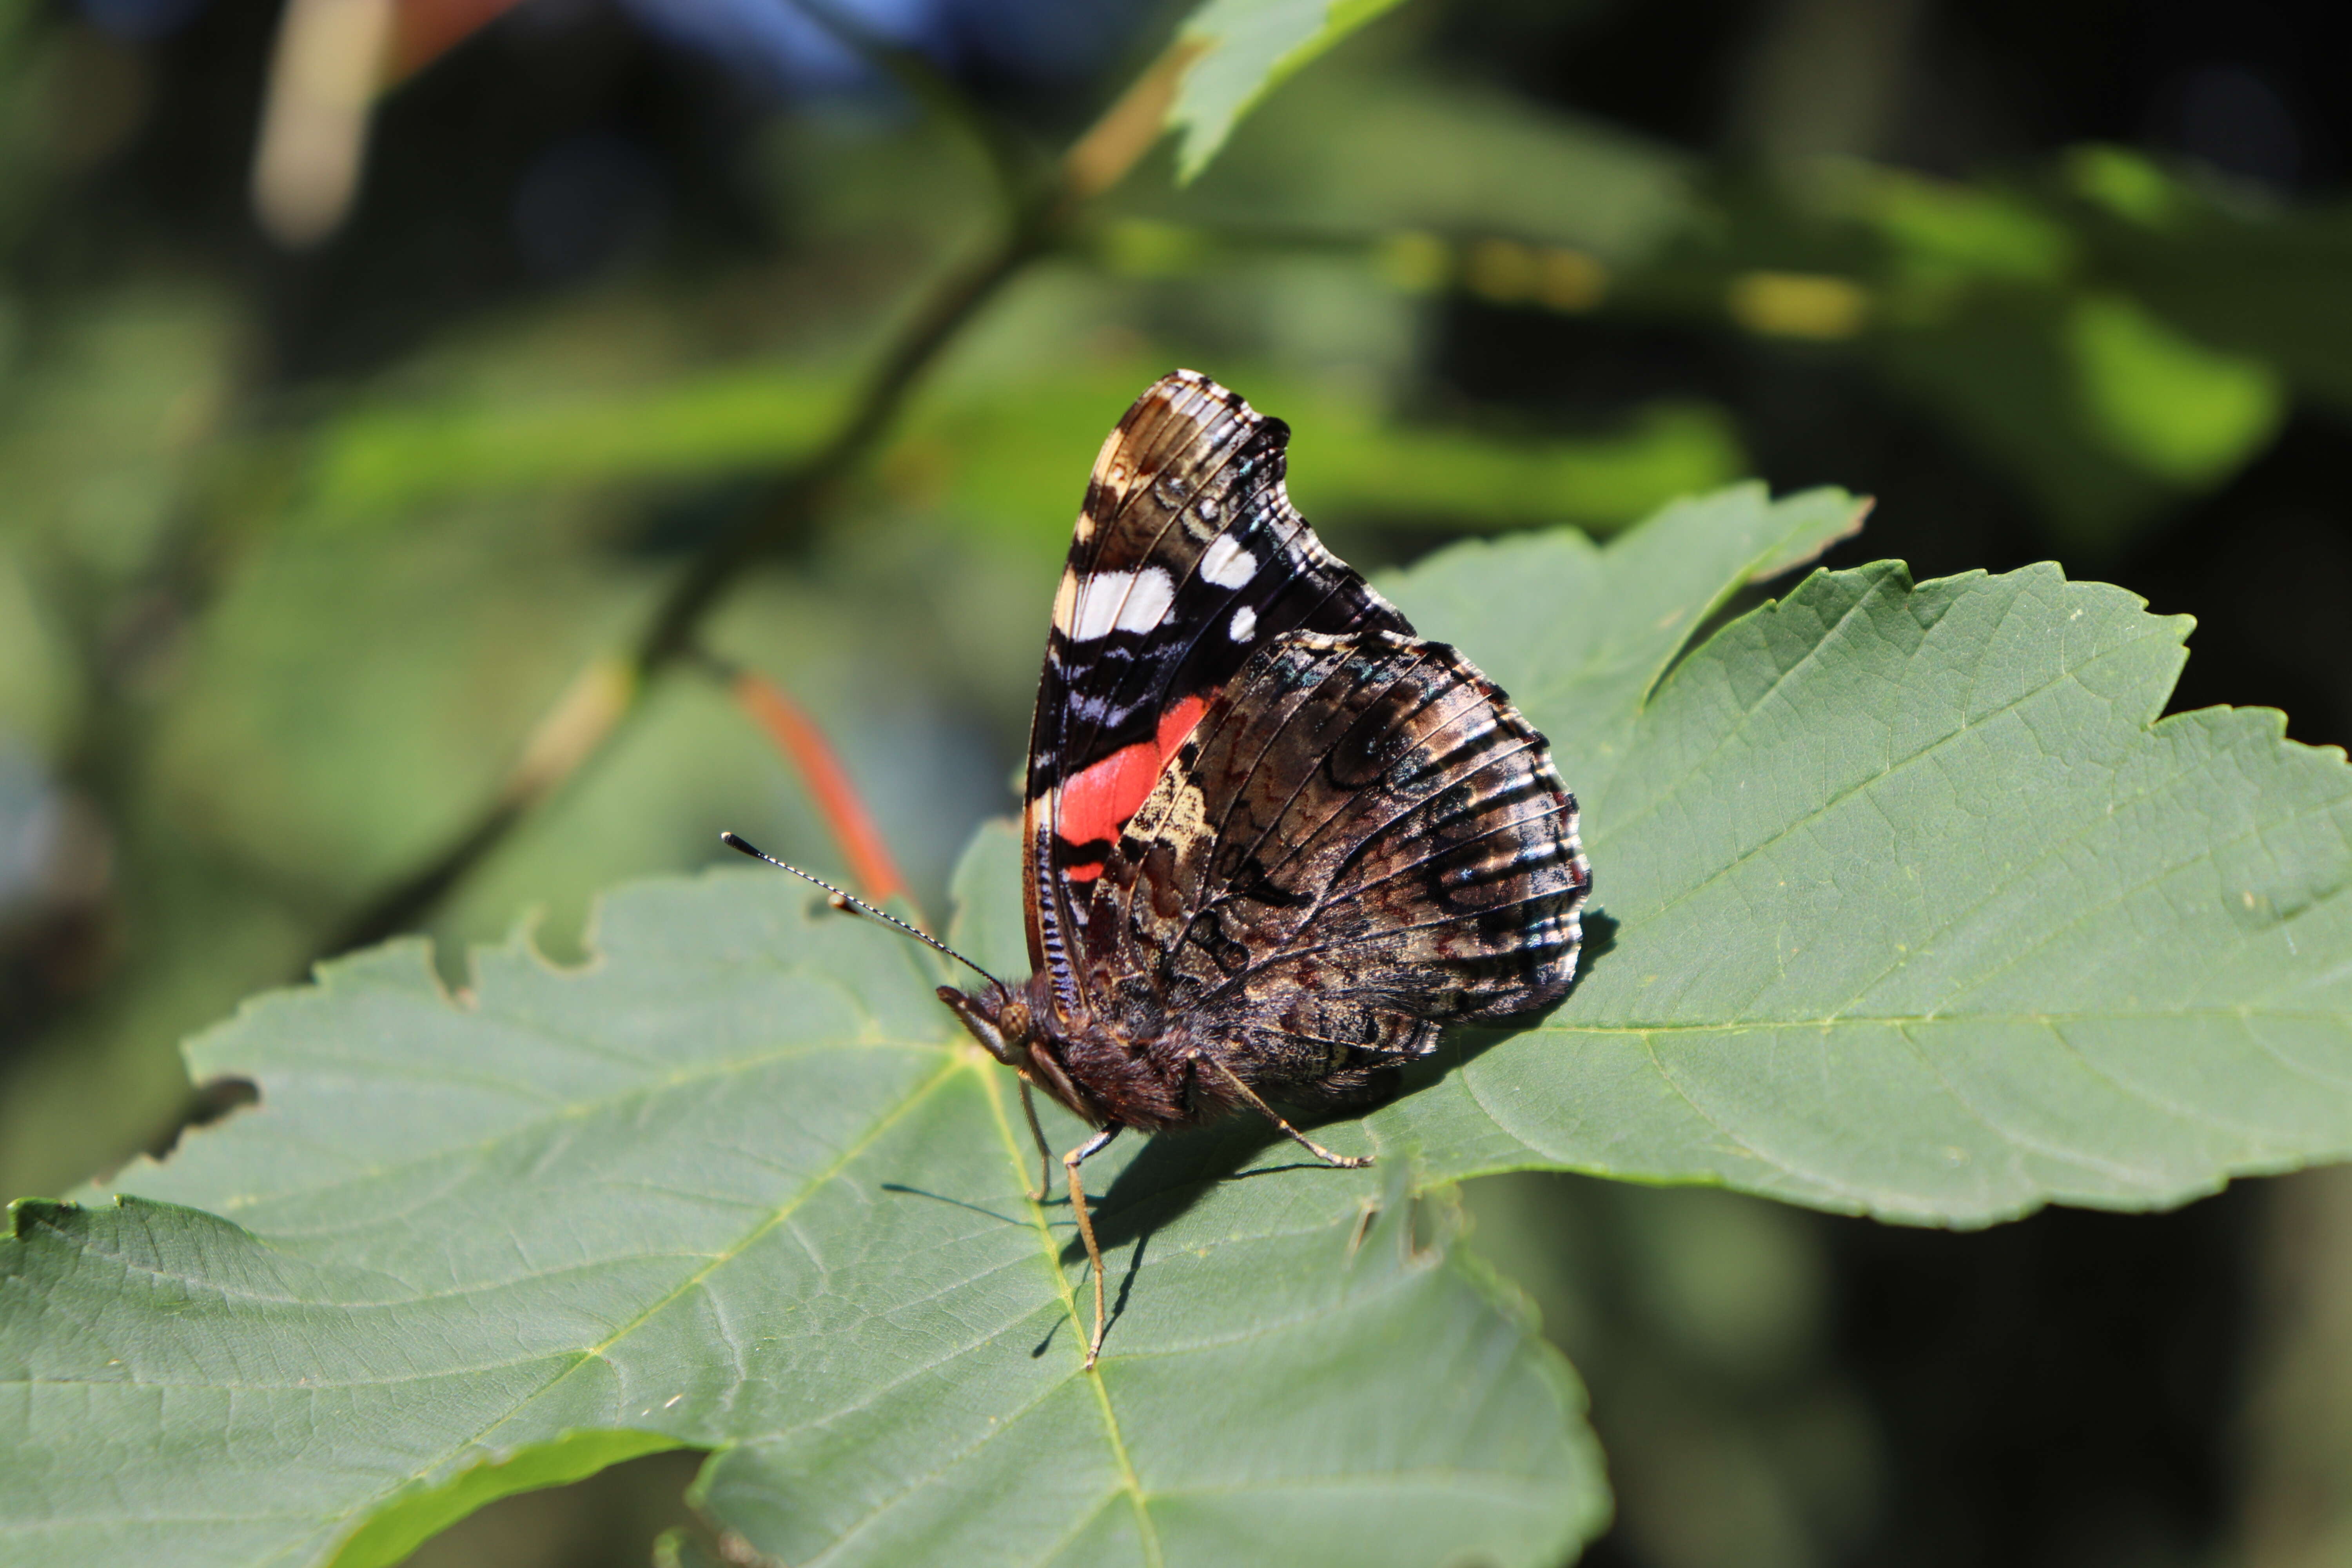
[1024,370,1411,1010]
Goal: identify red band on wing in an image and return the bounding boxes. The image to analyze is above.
[1054,694,1210,849]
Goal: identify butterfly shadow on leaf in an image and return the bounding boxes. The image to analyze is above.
[1027,1113,1367,1356]
[1032,906,1617,1357]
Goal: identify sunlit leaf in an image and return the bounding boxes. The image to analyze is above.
[299,356,1740,548]
[2,856,1603,1566]
[1868,292,2181,551]
[304,367,845,523]
[902,365,1745,555]
[1166,0,1414,183]
[1198,71,1697,263]
[1378,494,2352,1222]
[1831,163,2074,287]
[2092,190,2352,417]
[2064,291,2283,485]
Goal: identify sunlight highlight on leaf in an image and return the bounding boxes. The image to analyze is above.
[1167,0,1413,182]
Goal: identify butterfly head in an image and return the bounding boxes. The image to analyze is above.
[937,978,1118,1127]
[936,981,1036,1065]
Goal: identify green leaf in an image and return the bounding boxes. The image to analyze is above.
[1376,496,2352,1223]
[22,475,2352,1563]
[908,361,1744,554]
[2087,180,2352,417]
[2063,291,2283,486]
[303,366,845,523]
[296,355,1738,546]
[1192,70,1697,264]
[331,1429,685,1568]
[1866,289,2198,552]
[1167,0,1414,183]
[2,860,1602,1565]
[1844,166,2074,287]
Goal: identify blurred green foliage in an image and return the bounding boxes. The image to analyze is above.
[6,0,2352,1564]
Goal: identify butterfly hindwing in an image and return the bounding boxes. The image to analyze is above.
[1082,629,1588,1102]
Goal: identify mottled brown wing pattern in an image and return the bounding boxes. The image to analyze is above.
[1083,629,1590,1107]
[1022,370,1411,1010]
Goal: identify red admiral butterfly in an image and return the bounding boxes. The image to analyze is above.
[731,370,1589,1365]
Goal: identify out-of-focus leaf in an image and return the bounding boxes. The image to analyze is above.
[148,506,649,897]
[2091,190,2352,418]
[1312,400,1746,534]
[300,356,1740,551]
[1167,0,1414,183]
[898,365,1744,552]
[1829,163,2074,289]
[2064,144,2187,229]
[2063,291,2283,486]
[2,860,1604,1567]
[145,496,993,959]
[1868,292,2181,551]
[0,544,75,754]
[0,289,230,573]
[1198,71,1697,264]
[1865,281,2278,550]
[303,367,844,523]
[1375,489,2352,1223]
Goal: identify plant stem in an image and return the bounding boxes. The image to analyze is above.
[319,219,1046,959]
[318,34,1197,964]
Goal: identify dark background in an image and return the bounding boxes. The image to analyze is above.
[4,1,2349,1564]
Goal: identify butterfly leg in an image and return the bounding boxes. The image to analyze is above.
[1062,1124,1122,1368]
[1189,1049,1373,1170]
[1018,1078,1054,1201]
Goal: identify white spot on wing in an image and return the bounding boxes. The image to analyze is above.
[1200,534,1257,590]
[1051,569,1078,634]
[1070,567,1176,641]
[1071,692,1140,725]
[1229,604,1257,641]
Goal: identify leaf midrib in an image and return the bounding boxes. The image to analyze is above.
[1474,1009,2344,1204]
[975,1060,1164,1568]
[1541,1007,2352,1034]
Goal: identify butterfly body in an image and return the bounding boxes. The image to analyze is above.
[938,371,1591,1362]
[941,975,1234,1134]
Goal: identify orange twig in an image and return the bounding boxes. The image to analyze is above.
[730,670,908,908]
[388,0,530,78]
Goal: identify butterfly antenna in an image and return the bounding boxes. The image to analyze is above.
[719,831,1006,991]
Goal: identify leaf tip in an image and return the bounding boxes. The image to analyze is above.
[7,1196,77,1239]
[1747,486,1874,584]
